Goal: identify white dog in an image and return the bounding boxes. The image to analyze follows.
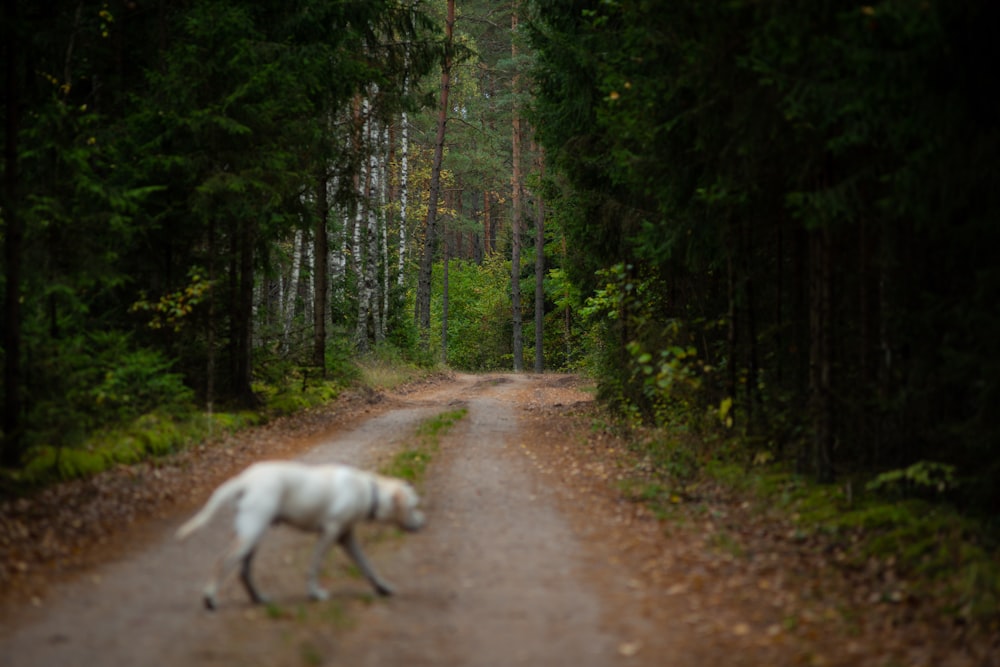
[176,460,425,610]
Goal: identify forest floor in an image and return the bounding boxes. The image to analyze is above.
[0,373,996,666]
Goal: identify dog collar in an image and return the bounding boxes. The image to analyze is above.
[368,479,379,520]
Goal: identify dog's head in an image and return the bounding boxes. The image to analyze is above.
[387,481,425,532]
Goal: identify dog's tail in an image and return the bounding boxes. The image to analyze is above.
[175,475,245,540]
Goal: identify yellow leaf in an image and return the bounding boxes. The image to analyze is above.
[617,641,641,657]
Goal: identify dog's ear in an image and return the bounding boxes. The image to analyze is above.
[392,487,407,513]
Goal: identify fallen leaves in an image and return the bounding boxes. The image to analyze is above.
[618,640,642,657]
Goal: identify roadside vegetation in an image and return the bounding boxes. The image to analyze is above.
[0,342,440,492]
[603,412,1000,631]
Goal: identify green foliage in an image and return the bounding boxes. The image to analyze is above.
[130,269,213,333]
[21,331,194,453]
[434,257,513,370]
[251,363,343,416]
[867,461,958,499]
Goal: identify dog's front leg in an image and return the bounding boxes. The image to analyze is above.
[306,529,341,601]
[339,527,395,596]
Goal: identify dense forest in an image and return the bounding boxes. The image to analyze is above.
[2,0,999,519]
[530,0,1000,514]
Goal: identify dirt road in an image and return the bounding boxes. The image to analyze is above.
[0,373,990,667]
[0,374,627,666]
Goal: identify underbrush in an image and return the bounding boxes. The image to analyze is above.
[356,342,442,391]
[610,419,1000,626]
[1,340,441,494]
[7,409,264,489]
[736,465,1000,623]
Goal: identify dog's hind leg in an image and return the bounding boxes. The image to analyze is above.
[203,535,245,610]
[204,520,269,610]
[239,547,270,605]
[339,527,395,596]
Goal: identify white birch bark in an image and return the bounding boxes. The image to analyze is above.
[331,175,346,302]
[283,227,303,351]
[397,84,409,287]
[379,125,390,341]
[355,95,377,350]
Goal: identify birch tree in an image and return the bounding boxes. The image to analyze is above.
[397,74,411,288]
[313,166,330,372]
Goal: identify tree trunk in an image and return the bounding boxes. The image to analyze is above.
[2,0,24,465]
[742,219,761,432]
[534,146,545,374]
[415,0,454,344]
[442,233,449,363]
[206,221,217,418]
[726,229,738,409]
[313,169,329,373]
[483,192,493,256]
[809,227,835,483]
[283,227,303,351]
[397,79,410,287]
[356,97,377,352]
[379,125,389,342]
[233,219,257,406]
[510,5,524,372]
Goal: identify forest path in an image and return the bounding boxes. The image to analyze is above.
[0,374,983,666]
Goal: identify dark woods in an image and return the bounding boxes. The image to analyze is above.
[529,0,1000,513]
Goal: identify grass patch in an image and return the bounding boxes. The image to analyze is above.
[356,343,444,391]
[381,407,468,484]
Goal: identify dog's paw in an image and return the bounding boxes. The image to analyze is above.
[374,582,395,597]
[308,587,330,602]
[203,594,217,611]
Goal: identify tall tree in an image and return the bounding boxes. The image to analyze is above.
[509,4,524,372]
[415,0,455,345]
[313,166,330,372]
[533,146,545,374]
[2,0,23,465]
